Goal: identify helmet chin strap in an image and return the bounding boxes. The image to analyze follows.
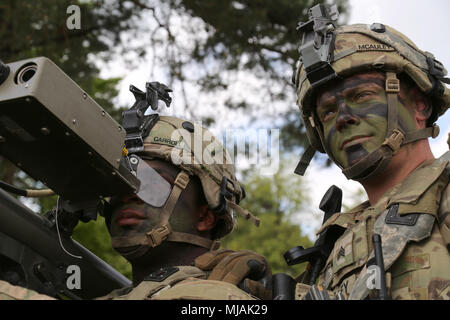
[341,72,439,181]
[111,170,219,260]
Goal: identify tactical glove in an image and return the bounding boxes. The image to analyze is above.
[194,249,272,299]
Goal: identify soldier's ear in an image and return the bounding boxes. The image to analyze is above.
[196,205,216,232]
[410,87,432,128]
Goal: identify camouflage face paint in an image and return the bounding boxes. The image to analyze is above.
[109,200,162,239]
[109,197,199,239]
[316,72,418,168]
[109,159,199,240]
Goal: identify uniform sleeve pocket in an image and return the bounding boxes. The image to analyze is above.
[390,252,430,278]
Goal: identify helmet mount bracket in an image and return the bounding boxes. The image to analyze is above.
[122,82,172,154]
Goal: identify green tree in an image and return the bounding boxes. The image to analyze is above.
[222,161,314,276]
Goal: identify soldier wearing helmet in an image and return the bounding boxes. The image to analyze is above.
[97,115,271,300]
[293,4,450,300]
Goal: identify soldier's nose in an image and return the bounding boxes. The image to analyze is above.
[336,105,360,132]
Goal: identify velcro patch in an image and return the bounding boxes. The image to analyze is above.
[385,204,419,226]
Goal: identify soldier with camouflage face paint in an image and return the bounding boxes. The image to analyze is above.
[293,4,450,300]
[97,116,271,300]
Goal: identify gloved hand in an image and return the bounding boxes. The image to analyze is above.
[194,249,272,299]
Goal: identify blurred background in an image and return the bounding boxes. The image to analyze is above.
[0,0,448,280]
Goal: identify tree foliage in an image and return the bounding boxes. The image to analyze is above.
[135,0,349,150]
[222,163,314,276]
[0,0,138,85]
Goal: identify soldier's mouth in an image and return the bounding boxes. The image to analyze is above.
[115,209,146,226]
[341,136,372,150]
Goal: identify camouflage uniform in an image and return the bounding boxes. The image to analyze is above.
[97,266,256,300]
[293,5,450,300]
[296,153,450,300]
[0,280,55,300]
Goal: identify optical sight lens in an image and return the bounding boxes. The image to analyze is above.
[17,64,37,84]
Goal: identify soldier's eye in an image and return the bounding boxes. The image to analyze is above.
[354,91,375,102]
[322,109,337,122]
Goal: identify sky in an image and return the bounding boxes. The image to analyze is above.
[99,1,450,240]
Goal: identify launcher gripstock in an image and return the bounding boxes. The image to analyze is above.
[0,57,143,298]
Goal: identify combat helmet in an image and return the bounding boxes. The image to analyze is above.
[293,4,450,181]
[108,113,259,259]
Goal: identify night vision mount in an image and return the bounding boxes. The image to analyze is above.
[122,82,172,154]
[297,3,339,87]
